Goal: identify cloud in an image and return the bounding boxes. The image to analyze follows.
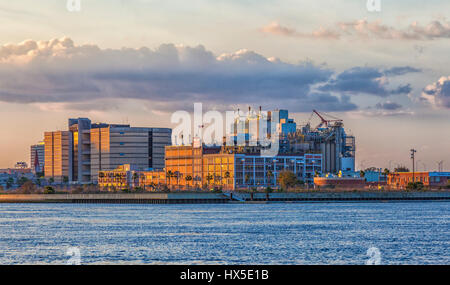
[384,66,421,76]
[375,101,402,110]
[0,37,361,113]
[261,21,340,39]
[319,67,417,97]
[350,101,414,117]
[262,19,450,41]
[353,109,414,117]
[421,76,450,109]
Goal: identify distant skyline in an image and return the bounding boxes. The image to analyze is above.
[0,0,449,170]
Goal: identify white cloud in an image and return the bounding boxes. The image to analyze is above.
[421,76,450,109]
[261,21,339,39]
[261,19,450,41]
[0,37,359,112]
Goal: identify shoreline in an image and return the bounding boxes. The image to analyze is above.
[1,191,450,204]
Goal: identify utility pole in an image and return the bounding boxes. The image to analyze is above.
[437,160,443,172]
[410,149,417,183]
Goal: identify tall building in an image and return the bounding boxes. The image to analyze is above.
[44,131,72,183]
[30,141,45,174]
[68,118,94,183]
[90,126,171,183]
[43,118,171,184]
[277,109,297,136]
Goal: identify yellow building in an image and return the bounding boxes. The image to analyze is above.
[98,144,322,191]
[44,131,71,183]
[98,164,166,191]
[165,145,235,190]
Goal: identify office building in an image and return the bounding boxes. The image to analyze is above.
[44,131,72,183]
[90,126,171,183]
[43,117,171,184]
[30,141,45,174]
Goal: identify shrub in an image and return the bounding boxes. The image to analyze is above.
[70,186,83,194]
[43,186,55,194]
[406,182,424,190]
[17,181,38,194]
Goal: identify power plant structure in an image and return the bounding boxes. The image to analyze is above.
[281,110,355,174]
[224,108,355,175]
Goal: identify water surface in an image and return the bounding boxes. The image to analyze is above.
[0,202,448,264]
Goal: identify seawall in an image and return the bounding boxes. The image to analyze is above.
[0,191,449,204]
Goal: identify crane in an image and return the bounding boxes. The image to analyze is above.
[310,110,343,129]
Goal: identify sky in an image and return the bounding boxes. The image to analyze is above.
[0,0,449,170]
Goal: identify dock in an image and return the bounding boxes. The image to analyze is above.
[0,191,450,204]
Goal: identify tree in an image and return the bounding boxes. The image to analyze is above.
[406,182,424,190]
[359,170,365,178]
[17,176,29,186]
[185,175,193,188]
[364,167,378,172]
[63,176,69,184]
[278,170,299,190]
[17,181,37,194]
[245,174,251,185]
[382,168,390,176]
[44,186,55,194]
[394,166,409,172]
[267,170,274,185]
[166,170,173,185]
[6,177,14,189]
[174,171,181,185]
[49,177,55,184]
[132,172,139,188]
[206,174,214,186]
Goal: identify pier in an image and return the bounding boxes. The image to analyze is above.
[0,191,450,204]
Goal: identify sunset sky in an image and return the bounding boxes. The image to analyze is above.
[0,0,449,170]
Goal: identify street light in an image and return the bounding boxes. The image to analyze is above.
[410,149,417,182]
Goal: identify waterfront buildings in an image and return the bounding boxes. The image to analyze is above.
[44,131,72,183]
[30,141,45,174]
[313,176,366,188]
[90,126,171,183]
[228,109,355,175]
[43,118,171,184]
[388,171,450,189]
[98,144,322,191]
[0,166,34,189]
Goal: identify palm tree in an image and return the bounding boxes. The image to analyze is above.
[185,175,193,189]
[174,171,181,185]
[166,170,173,185]
[132,172,139,189]
[267,170,273,185]
[139,173,146,191]
[206,174,213,186]
[245,174,251,184]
